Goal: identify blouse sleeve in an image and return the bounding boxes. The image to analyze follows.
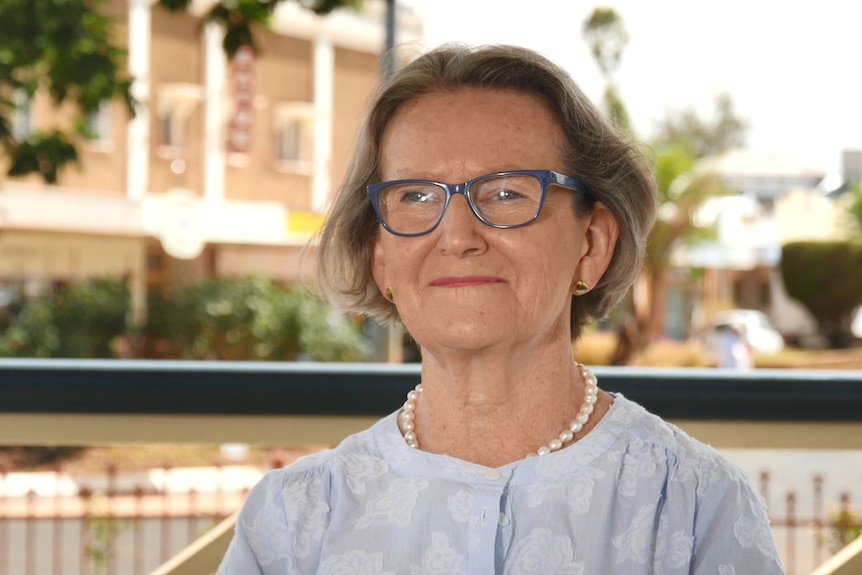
[691,467,785,574]
[216,470,290,575]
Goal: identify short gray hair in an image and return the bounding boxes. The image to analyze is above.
[315,43,657,340]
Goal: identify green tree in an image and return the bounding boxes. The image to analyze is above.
[642,96,748,341]
[0,278,130,358]
[157,0,363,57]
[581,8,748,350]
[642,144,726,341]
[846,182,862,237]
[0,0,134,183]
[781,241,862,348]
[651,93,749,159]
[161,275,368,361]
[581,7,630,130]
[0,0,362,183]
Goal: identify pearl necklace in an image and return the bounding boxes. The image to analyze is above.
[398,363,600,458]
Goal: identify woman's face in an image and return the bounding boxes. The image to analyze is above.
[371,88,616,353]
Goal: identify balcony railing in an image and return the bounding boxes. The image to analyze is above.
[1,359,861,574]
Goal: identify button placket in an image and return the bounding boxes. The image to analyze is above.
[465,473,507,574]
[483,468,502,481]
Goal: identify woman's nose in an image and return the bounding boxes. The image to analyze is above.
[436,195,487,255]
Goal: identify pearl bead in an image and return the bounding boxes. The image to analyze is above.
[397,363,600,458]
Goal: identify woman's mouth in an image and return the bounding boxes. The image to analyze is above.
[430,276,506,288]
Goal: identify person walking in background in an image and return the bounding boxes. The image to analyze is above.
[217,44,783,574]
[717,323,754,369]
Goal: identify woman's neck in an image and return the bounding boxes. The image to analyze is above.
[409,343,610,468]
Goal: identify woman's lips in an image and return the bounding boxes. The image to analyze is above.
[430,276,505,288]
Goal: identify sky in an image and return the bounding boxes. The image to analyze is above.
[406,0,861,176]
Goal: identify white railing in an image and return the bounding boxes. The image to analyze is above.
[1,359,860,574]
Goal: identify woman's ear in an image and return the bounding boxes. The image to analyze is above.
[371,236,388,295]
[573,202,619,293]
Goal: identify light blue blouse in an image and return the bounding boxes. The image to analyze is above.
[217,394,784,574]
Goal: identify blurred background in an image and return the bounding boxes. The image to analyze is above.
[0,1,860,573]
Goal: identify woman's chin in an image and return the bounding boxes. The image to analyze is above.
[412,321,513,354]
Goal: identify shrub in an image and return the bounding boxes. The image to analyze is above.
[163,275,368,362]
[0,278,129,358]
[781,241,862,348]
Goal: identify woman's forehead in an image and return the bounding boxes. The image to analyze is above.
[378,89,565,179]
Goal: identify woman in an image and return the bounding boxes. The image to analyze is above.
[218,44,783,574]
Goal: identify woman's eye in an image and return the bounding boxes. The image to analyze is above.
[491,188,525,201]
[404,190,433,203]
[386,187,441,206]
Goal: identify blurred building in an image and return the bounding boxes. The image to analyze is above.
[671,148,852,345]
[0,0,421,321]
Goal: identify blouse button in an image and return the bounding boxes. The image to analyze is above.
[483,468,502,480]
[498,513,510,527]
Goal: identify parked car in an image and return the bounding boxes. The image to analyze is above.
[701,309,785,355]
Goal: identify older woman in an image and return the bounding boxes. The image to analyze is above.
[218,44,783,574]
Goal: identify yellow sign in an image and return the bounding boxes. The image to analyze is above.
[287,211,325,237]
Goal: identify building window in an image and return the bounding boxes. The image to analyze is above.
[274,102,314,172]
[156,83,204,156]
[84,101,113,146]
[276,119,302,161]
[160,109,178,147]
[11,90,33,141]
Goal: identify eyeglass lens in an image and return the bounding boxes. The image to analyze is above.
[377,174,544,234]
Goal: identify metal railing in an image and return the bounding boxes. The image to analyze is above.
[2,359,862,574]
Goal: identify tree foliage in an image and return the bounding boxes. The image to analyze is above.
[0,0,134,182]
[0,0,362,183]
[846,182,862,237]
[0,278,129,358]
[646,144,725,268]
[581,7,628,78]
[157,275,368,361]
[581,7,630,130]
[157,0,363,57]
[581,8,749,345]
[651,93,749,159]
[648,93,749,255]
[0,274,369,360]
[781,241,862,348]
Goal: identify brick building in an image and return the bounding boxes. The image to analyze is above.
[0,0,421,322]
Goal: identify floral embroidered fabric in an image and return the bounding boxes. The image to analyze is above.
[217,394,784,574]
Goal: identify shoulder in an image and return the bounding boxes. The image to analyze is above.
[251,419,387,501]
[606,397,783,571]
[230,422,389,570]
[608,394,746,484]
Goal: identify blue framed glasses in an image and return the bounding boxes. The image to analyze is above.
[367,169,593,237]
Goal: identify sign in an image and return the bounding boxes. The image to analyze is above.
[227,45,256,154]
[159,188,205,260]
